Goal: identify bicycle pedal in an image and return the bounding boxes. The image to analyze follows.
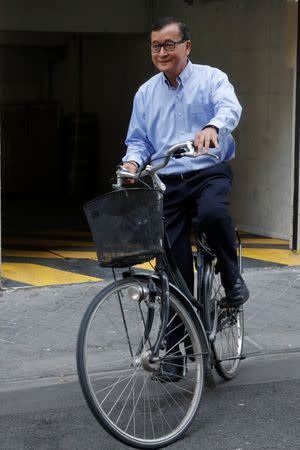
[218,298,243,310]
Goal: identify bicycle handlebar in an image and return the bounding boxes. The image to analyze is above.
[113,141,219,191]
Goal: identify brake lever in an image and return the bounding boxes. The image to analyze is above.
[112,166,139,190]
[172,141,219,160]
[172,141,195,158]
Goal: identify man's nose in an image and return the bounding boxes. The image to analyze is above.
[158,45,168,56]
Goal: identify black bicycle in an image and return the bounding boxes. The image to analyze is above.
[76,141,244,449]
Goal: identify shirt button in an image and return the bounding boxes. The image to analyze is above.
[178,113,182,116]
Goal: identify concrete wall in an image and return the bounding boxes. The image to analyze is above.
[0,0,150,33]
[152,0,296,239]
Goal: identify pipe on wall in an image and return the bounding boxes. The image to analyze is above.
[292,1,300,251]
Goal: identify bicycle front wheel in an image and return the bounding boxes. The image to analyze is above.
[77,278,205,449]
[204,261,244,380]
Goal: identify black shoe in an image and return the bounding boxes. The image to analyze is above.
[220,275,249,308]
[154,356,186,383]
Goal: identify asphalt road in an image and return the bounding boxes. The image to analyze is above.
[0,351,299,450]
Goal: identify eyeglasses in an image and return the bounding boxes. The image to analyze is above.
[150,39,187,53]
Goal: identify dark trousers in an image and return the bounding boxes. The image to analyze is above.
[161,162,239,294]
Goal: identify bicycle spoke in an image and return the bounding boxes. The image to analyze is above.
[105,368,139,415]
[155,377,187,415]
[95,372,133,396]
[205,265,244,379]
[145,375,156,439]
[138,302,153,350]
[77,279,204,446]
[117,292,134,359]
[124,374,150,433]
[153,375,171,434]
[164,320,185,340]
[164,332,189,356]
[114,366,142,424]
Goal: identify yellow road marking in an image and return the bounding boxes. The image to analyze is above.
[241,238,288,245]
[2,250,63,259]
[243,248,300,266]
[2,263,102,286]
[4,237,94,247]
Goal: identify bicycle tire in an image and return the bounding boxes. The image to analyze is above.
[203,260,244,380]
[77,278,205,449]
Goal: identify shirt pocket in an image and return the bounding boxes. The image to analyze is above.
[187,103,210,128]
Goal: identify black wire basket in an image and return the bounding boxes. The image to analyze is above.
[84,188,164,267]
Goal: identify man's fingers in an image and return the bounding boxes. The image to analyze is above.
[194,128,219,154]
[120,163,138,184]
[210,135,219,148]
[123,163,137,174]
[194,133,205,151]
[204,135,211,150]
[194,133,210,152]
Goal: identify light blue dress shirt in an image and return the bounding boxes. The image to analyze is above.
[123,60,242,175]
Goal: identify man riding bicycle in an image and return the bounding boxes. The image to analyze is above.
[122,16,249,314]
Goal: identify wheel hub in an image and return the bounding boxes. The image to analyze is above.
[139,350,160,372]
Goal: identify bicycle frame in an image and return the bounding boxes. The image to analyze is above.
[116,141,240,368]
[130,226,244,371]
[128,233,212,365]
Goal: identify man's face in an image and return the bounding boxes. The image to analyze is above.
[151,23,191,80]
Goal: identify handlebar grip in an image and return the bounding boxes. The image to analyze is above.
[170,141,219,160]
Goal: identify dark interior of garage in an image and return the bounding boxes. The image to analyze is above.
[0,31,150,244]
[1,103,98,232]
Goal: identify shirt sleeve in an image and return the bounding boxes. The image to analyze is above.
[205,69,242,136]
[123,90,155,167]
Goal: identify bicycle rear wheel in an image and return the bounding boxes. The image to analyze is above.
[204,260,244,380]
[77,278,205,449]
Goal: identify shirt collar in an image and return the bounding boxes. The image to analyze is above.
[163,59,193,88]
[178,59,193,86]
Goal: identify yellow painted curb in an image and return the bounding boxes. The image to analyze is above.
[241,238,288,245]
[2,263,102,286]
[243,248,300,266]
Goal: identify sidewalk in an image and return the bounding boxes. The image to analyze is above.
[0,266,299,384]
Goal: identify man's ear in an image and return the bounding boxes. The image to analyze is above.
[186,40,192,56]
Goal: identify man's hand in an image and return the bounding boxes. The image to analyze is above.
[122,161,139,174]
[121,161,139,184]
[194,127,219,154]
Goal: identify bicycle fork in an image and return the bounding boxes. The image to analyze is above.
[149,269,170,361]
[128,269,170,372]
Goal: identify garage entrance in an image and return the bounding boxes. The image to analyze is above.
[1,1,299,287]
[0,31,151,233]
